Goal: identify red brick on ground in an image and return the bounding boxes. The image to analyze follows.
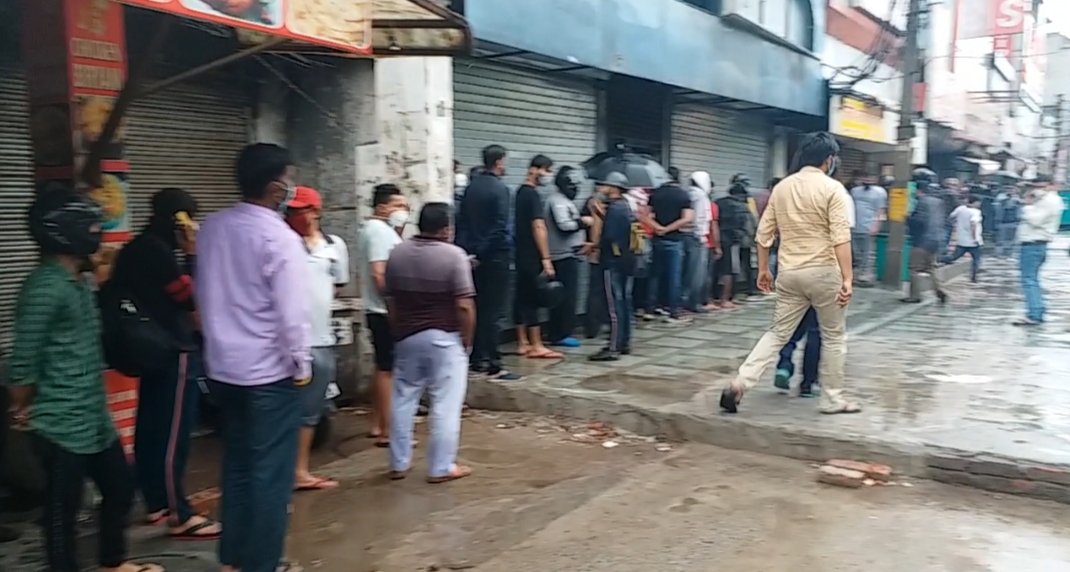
[817,465,867,488]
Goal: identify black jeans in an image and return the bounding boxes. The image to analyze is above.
[548,257,580,342]
[135,352,199,524]
[209,378,300,572]
[33,435,134,572]
[472,257,509,372]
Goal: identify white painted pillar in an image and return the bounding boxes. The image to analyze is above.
[371,57,454,217]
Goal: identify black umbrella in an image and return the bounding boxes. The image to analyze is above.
[582,152,671,189]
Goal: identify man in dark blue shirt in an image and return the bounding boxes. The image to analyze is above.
[590,172,636,362]
[456,144,520,380]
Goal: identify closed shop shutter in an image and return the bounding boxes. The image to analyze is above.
[837,145,867,188]
[670,103,772,194]
[453,61,599,318]
[0,64,36,349]
[125,80,250,227]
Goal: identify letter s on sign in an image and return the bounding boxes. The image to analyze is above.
[995,0,1024,31]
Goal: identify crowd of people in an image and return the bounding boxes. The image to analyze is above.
[4,133,1065,572]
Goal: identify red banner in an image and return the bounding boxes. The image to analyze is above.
[117,0,372,55]
[990,0,1025,36]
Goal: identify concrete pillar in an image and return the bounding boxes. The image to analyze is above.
[770,127,791,178]
[373,57,454,212]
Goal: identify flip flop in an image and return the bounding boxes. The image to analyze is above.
[1012,318,1041,327]
[376,438,418,448]
[388,469,409,481]
[144,510,170,526]
[820,402,862,415]
[168,519,221,541]
[294,476,339,491]
[126,563,165,572]
[427,464,472,484]
[277,560,303,572]
[526,350,564,359]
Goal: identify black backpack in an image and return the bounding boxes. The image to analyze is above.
[98,277,180,377]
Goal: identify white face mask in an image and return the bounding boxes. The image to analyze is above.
[388,209,409,229]
[454,173,469,189]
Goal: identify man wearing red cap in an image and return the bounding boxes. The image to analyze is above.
[285,186,349,490]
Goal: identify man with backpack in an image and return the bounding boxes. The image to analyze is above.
[589,172,637,362]
[714,176,757,307]
[109,188,221,540]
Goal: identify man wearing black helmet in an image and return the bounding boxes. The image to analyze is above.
[545,166,594,347]
[8,184,163,572]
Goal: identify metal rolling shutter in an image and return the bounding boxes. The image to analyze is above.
[453,60,599,318]
[0,65,36,350]
[125,81,249,228]
[670,104,772,195]
[837,145,867,187]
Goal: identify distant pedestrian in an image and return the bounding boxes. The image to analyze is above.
[849,172,887,286]
[1014,176,1064,326]
[513,154,561,360]
[456,144,520,380]
[774,307,821,397]
[903,169,948,304]
[545,166,594,347]
[945,195,984,282]
[683,171,713,313]
[720,132,857,415]
[583,192,608,338]
[589,172,636,362]
[645,172,694,322]
[714,180,755,307]
[994,186,1022,258]
[385,202,476,483]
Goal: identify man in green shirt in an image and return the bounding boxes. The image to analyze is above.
[7,184,163,572]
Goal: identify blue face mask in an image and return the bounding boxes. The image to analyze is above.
[276,182,296,214]
[826,156,840,177]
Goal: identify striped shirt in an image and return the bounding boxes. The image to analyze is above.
[756,166,852,272]
[8,261,117,454]
[384,237,474,341]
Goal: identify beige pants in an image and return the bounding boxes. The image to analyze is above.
[730,265,850,411]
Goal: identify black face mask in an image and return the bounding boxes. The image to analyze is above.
[561,186,578,200]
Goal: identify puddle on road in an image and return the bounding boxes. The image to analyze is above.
[925,373,994,385]
[579,373,700,404]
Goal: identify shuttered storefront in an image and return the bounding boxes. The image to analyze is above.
[125,80,250,227]
[453,60,599,317]
[0,64,37,349]
[837,144,868,188]
[670,103,773,195]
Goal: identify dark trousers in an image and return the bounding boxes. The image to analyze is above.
[548,257,580,342]
[944,245,982,281]
[135,352,199,524]
[604,268,633,351]
[647,238,684,316]
[777,307,821,390]
[472,257,508,371]
[632,275,649,314]
[584,262,607,337]
[33,435,134,572]
[512,265,541,328]
[209,378,300,572]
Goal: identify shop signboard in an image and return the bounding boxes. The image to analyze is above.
[829,95,894,146]
[116,0,373,54]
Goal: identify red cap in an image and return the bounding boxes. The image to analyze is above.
[289,186,322,210]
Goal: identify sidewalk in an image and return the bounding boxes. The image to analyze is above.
[468,251,1070,504]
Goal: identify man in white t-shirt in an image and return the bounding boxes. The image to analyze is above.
[945,195,983,283]
[285,186,350,490]
[1014,177,1065,326]
[357,184,409,447]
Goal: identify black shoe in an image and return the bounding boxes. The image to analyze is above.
[901,297,922,304]
[620,347,631,355]
[719,386,741,414]
[588,348,620,362]
[936,291,948,304]
[798,385,818,398]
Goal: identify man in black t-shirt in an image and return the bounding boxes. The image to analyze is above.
[109,188,221,540]
[645,178,694,322]
[513,154,561,359]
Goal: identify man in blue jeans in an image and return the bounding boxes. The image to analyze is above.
[1014,177,1064,326]
[645,171,694,323]
[773,307,821,397]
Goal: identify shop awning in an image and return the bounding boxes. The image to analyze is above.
[117,0,472,56]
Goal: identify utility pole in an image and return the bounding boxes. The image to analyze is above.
[1055,94,1067,186]
[881,0,923,288]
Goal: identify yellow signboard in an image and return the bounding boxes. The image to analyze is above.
[888,187,909,222]
[830,96,893,145]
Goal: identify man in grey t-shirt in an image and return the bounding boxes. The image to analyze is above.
[850,174,888,285]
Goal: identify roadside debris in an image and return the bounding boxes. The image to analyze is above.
[817,460,899,489]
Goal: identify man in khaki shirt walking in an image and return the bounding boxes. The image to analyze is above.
[720,132,859,415]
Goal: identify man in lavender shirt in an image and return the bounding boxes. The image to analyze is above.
[195,143,311,572]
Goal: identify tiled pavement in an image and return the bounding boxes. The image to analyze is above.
[468,241,1070,502]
